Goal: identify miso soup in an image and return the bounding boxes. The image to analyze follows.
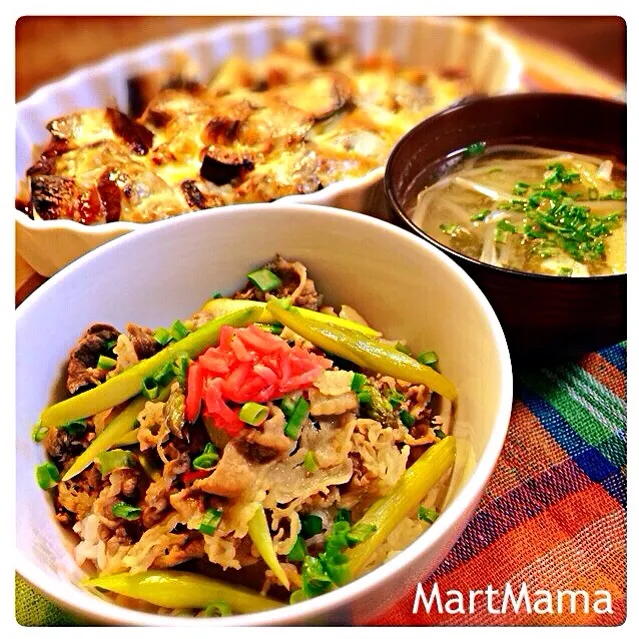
[411,144,626,276]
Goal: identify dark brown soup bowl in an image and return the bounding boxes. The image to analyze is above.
[384,93,626,362]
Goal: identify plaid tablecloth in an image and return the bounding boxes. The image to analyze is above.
[16,343,627,626]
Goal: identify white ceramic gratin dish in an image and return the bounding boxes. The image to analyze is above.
[16,16,523,277]
[16,203,513,626]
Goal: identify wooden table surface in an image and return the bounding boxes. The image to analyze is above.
[15,16,625,305]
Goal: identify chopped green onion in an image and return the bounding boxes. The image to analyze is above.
[153,327,173,346]
[600,189,625,201]
[32,423,48,443]
[464,141,486,157]
[192,442,219,470]
[303,450,318,472]
[289,589,308,604]
[324,553,349,586]
[199,508,223,535]
[239,402,269,426]
[399,409,415,428]
[300,555,333,598]
[434,428,447,440]
[417,351,438,367]
[170,319,190,341]
[346,522,377,545]
[284,397,309,440]
[201,601,231,617]
[152,361,174,386]
[300,514,323,539]
[210,291,223,300]
[112,501,141,520]
[97,355,117,371]
[97,449,136,477]
[350,372,367,392]
[36,462,60,490]
[247,268,282,292]
[395,342,411,356]
[287,535,307,562]
[141,377,159,400]
[59,419,87,436]
[105,339,118,353]
[418,506,439,524]
[558,267,573,277]
[172,354,190,385]
[326,521,350,553]
[439,223,460,235]
[470,209,491,222]
[588,187,600,200]
[357,389,372,404]
[497,219,518,234]
[280,395,297,418]
[335,508,351,524]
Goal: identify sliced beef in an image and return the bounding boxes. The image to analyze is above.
[116,467,140,499]
[55,465,105,523]
[67,323,121,395]
[141,451,190,528]
[242,406,292,458]
[193,442,256,498]
[234,440,280,464]
[233,255,322,310]
[126,323,161,360]
[43,427,87,464]
[152,536,205,569]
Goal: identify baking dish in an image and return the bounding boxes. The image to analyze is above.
[15,16,523,276]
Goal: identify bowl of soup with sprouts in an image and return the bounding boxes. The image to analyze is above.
[385,93,626,359]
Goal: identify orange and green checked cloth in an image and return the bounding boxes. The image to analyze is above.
[370,342,627,626]
[16,344,626,626]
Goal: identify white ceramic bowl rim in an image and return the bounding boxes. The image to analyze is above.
[16,203,513,626]
[15,15,523,235]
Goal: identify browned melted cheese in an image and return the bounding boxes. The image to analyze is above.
[21,37,472,224]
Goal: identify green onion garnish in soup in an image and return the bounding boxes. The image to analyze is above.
[411,145,626,276]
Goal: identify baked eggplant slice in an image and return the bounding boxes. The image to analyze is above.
[127,71,202,118]
[29,175,79,221]
[47,109,117,149]
[274,71,354,121]
[46,108,154,156]
[181,180,226,210]
[200,147,255,186]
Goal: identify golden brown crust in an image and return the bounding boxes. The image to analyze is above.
[20,36,472,224]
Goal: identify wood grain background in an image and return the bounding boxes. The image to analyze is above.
[15,16,625,100]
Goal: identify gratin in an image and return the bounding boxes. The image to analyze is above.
[17,35,472,225]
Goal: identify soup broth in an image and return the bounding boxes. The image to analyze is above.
[412,145,626,276]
